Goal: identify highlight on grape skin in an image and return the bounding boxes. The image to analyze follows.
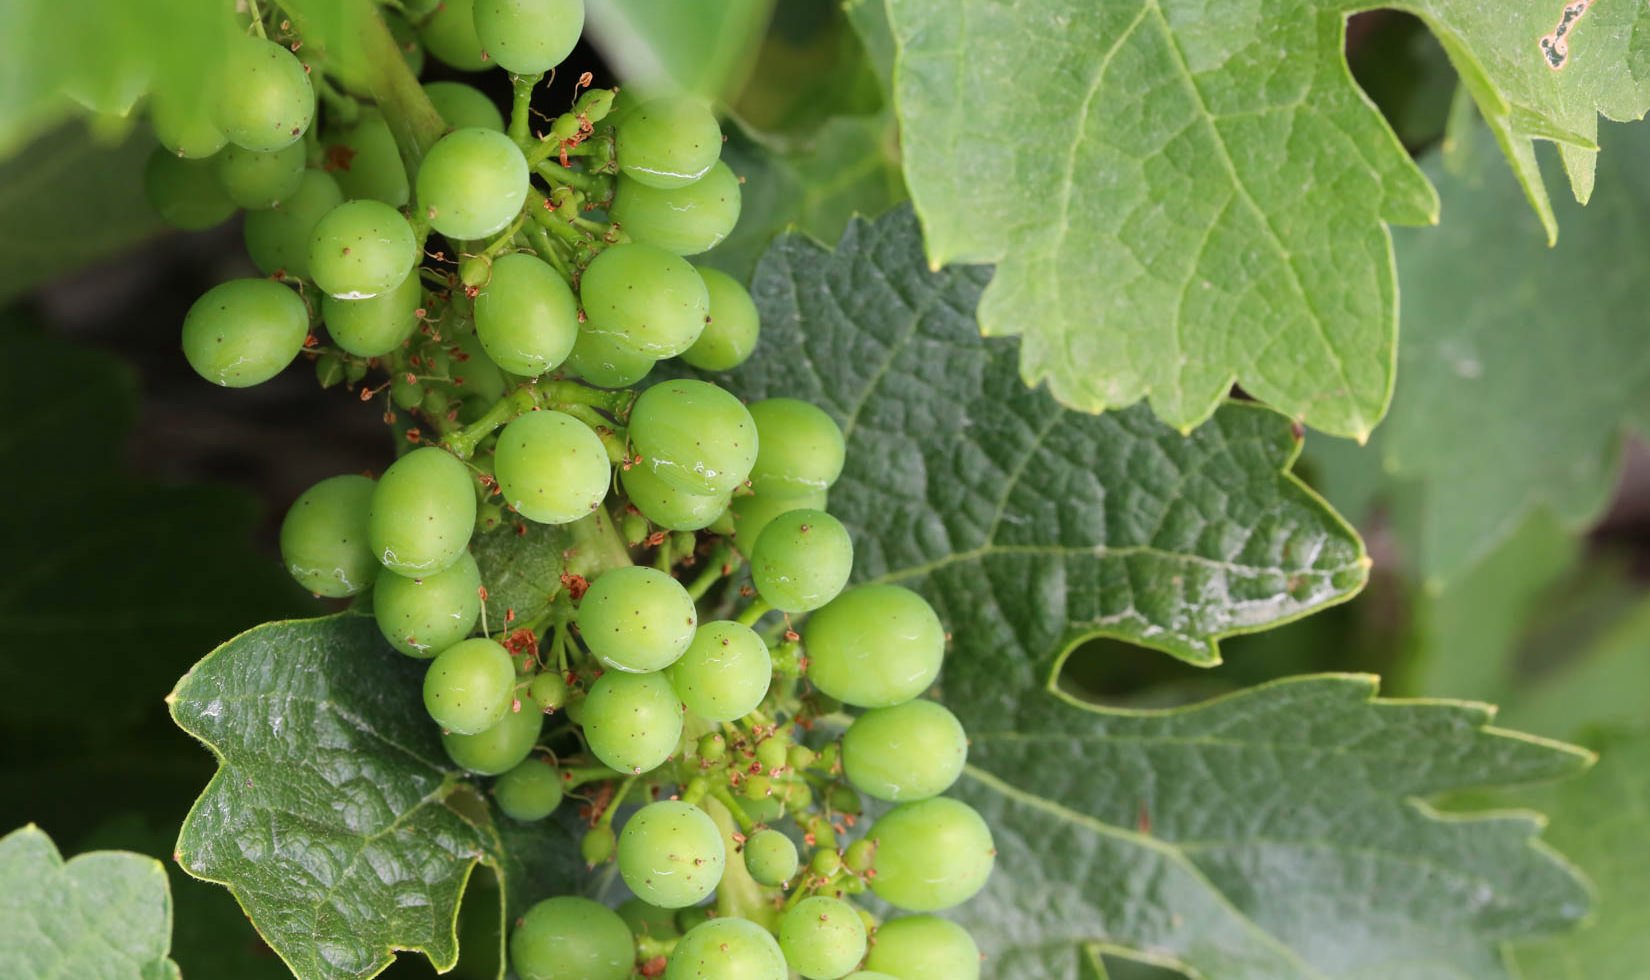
[149,1,995,975]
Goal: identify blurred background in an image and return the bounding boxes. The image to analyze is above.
[2,3,1644,976]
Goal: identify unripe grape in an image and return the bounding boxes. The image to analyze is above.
[744,829,798,885]
[494,411,610,524]
[697,732,727,761]
[217,35,315,151]
[629,379,758,497]
[666,918,787,980]
[368,446,477,576]
[865,916,980,980]
[417,128,528,239]
[756,734,789,772]
[151,93,227,159]
[743,774,773,800]
[804,585,944,708]
[244,168,345,279]
[181,278,308,388]
[730,487,828,552]
[424,81,505,132]
[679,266,760,371]
[579,244,709,358]
[145,149,235,231]
[510,896,633,980]
[581,824,615,865]
[423,637,517,734]
[564,328,657,388]
[526,671,567,711]
[322,271,422,358]
[473,253,579,376]
[214,141,306,210]
[582,670,683,774]
[747,398,846,496]
[578,566,697,673]
[866,798,994,912]
[494,758,563,821]
[315,353,346,388]
[615,95,722,189]
[751,509,853,613]
[419,0,488,71]
[842,700,967,802]
[327,112,409,206]
[309,199,418,299]
[610,162,741,256]
[843,838,875,874]
[473,0,584,74]
[442,699,543,774]
[620,462,729,532]
[780,896,866,980]
[665,620,771,723]
[280,474,378,597]
[618,801,725,908]
[617,897,679,940]
[372,551,482,657]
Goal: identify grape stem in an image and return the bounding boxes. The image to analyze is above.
[245,0,267,37]
[709,786,756,834]
[526,188,593,251]
[596,775,639,829]
[521,222,573,279]
[508,73,543,148]
[685,543,740,601]
[535,160,606,196]
[735,597,772,628]
[443,380,630,458]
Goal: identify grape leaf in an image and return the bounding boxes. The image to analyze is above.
[169,614,580,980]
[1383,119,1650,586]
[882,0,1648,438]
[584,0,774,103]
[730,208,1590,977]
[726,206,1368,666]
[0,824,179,980]
[470,521,569,628]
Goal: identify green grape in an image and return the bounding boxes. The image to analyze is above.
[372,551,482,657]
[494,758,563,821]
[866,799,994,912]
[729,487,828,552]
[842,839,875,874]
[565,328,657,388]
[579,244,709,358]
[448,333,508,415]
[617,897,680,940]
[244,168,345,279]
[846,974,899,980]
[217,35,315,151]
[841,700,966,802]
[308,199,417,299]
[619,463,729,532]
[780,896,867,980]
[618,801,725,908]
[417,128,529,239]
[666,918,787,980]
[419,0,488,71]
[666,620,771,723]
[279,474,378,597]
[864,916,979,980]
[526,671,568,711]
[578,566,697,672]
[581,824,615,865]
[742,828,798,886]
[473,0,584,74]
[747,399,845,497]
[151,94,227,159]
[181,278,308,388]
[750,509,852,613]
[423,637,517,734]
[328,112,410,206]
[443,695,544,774]
[582,670,683,774]
[510,896,633,980]
[494,411,610,524]
[609,162,741,256]
[679,267,759,371]
[214,140,306,210]
[673,905,714,936]
[474,253,579,376]
[803,586,944,708]
[615,95,722,189]
[391,373,423,411]
[368,446,477,576]
[424,81,505,131]
[383,10,426,77]
[144,149,235,231]
[315,352,347,388]
[629,380,758,497]
[323,271,422,357]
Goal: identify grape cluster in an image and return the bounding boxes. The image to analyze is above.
[149,2,992,977]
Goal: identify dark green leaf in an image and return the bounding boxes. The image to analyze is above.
[0,824,178,979]
[882,0,1649,437]
[471,521,568,628]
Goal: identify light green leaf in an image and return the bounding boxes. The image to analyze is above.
[883,0,1650,438]
[1384,120,1650,586]
[729,207,1589,976]
[584,0,775,103]
[0,824,179,980]
[726,207,1368,666]
[169,614,580,980]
